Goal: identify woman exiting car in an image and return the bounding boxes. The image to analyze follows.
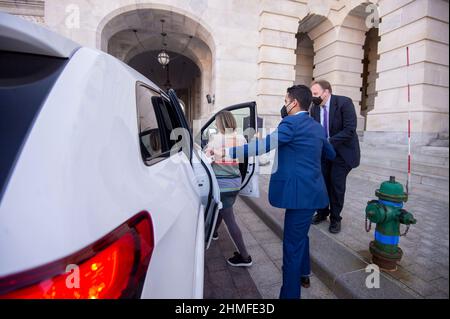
[204,110,252,267]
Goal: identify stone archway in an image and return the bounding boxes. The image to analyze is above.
[338,2,380,131]
[294,2,380,131]
[295,14,335,87]
[127,50,201,124]
[361,27,379,129]
[96,5,216,124]
[294,32,314,86]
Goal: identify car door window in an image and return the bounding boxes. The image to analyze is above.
[167,89,193,162]
[230,107,255,141]
[201,121,218,149]
[201,107,254,148]
[136,85,166,164]
[200,102,258,190]
[150,96,183,151]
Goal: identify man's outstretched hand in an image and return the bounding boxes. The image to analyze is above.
[205,148,214,158]
[206,147,227,160]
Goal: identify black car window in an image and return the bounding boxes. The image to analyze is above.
[150,96,184,152]
[0,50,68,202]
[136,85,167,165]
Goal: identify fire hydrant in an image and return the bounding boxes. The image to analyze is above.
[365,176,417,271]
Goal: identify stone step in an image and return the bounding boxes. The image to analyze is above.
[349,170,449,204]
[361,143,449,158]
[355,163,449,190]
[360,144,449,166]
[360,148,449,166]
[429,137,449,147]
[360,157,449,177]
[360,142,449,157]
[407,183,449,203]
[421,146,450,157]
[391,159,449,178]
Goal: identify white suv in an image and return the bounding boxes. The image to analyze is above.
[0,13,259,299]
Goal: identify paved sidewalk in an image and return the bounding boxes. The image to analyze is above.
[204,213,261,299]
[203,241,261,298]
[204,197,336,299]
[258,173,449,299]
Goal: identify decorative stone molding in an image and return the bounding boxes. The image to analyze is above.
[17,14,45,24]
[0,0,44,17]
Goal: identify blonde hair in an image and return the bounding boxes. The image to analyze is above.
[215,110,237,134]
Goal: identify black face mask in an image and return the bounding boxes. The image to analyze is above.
[312,96,323,106]
[280,101,294,118]
[280,105,288,118]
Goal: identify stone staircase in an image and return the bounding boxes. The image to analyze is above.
[351,141,449,203]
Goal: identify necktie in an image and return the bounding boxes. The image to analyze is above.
[323,106,328,138]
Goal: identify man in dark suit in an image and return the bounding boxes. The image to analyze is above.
[227,85,336,299]
[310,80,361,234]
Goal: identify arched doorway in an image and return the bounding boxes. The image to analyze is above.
[295,5,380,131]
[127,50,201,124]
[295,32,314,86]
[360,27,379,130]
[341,3,380,130]
[97,7,215,126]
[294,13,334,90]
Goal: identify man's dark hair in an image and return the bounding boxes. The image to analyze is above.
[311,80,333,94]
[287,84,312,111]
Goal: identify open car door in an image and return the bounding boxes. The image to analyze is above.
[199,102,260,199]
[167,89,221,250]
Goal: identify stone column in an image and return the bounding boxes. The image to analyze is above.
[366,0,449,146]
[256,0,308,129]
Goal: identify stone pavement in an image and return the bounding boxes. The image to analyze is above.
[204,197,336,299]
[258,172,449,299]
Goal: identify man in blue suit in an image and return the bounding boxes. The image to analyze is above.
[226,85,336,299]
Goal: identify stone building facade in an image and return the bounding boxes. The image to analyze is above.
[1,0,448,143]
[1,1,449,199]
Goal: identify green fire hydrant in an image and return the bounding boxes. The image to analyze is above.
[365,176,417,271]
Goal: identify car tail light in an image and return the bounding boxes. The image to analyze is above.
[0,211,154,299]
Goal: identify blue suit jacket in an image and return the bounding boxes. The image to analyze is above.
[229,112,336,210]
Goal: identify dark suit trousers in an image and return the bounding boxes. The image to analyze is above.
[279,209,314,299]
[318,155,352,222]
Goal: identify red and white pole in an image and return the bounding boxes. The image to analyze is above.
[406,46,412,194]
